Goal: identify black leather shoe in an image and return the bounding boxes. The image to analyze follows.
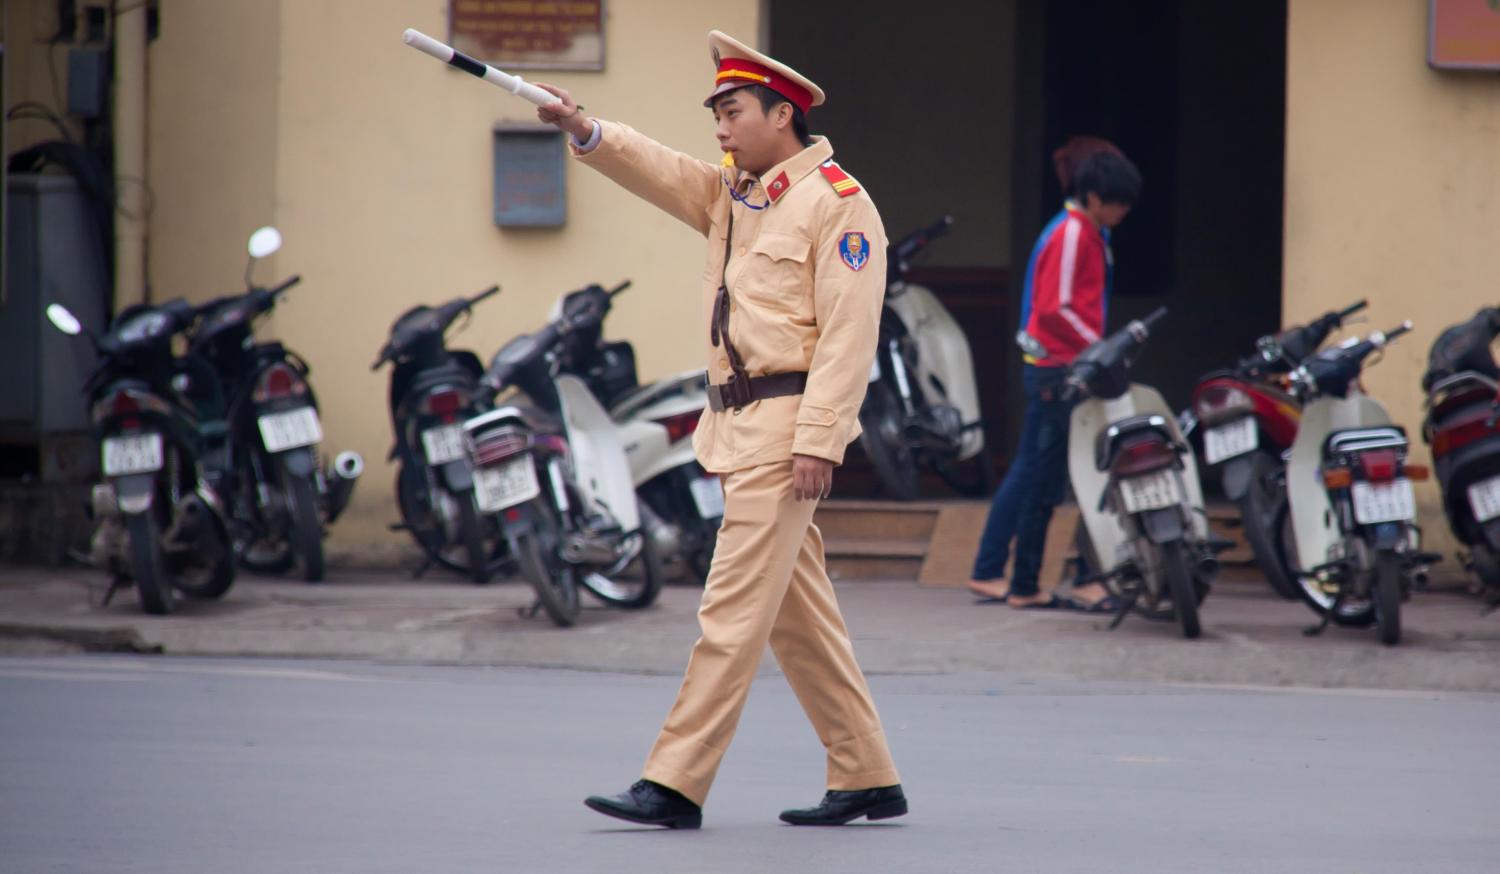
[779,785,908,826]
[584,780,702,829]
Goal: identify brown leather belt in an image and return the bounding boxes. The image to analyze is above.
[707,372,808,412]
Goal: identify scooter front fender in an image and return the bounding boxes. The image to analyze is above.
[278,446,317,478]
[1219,455,1254,501]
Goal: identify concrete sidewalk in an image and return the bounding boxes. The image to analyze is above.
[2,564,1498,691]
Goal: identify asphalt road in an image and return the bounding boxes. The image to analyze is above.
[1,656,1495,873]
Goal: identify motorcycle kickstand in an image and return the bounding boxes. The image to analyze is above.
[98,575,131,608]
[1303,592,1345,637]
[410,555,434,579]
[1107,592,1139,631]
[518,601,544,620]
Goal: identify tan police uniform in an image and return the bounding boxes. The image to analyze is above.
[570,31,900,806]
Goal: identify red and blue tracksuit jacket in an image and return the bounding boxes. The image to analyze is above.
[1015,200,1113,368]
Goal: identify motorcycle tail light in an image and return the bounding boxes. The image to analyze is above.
[655,411,701,444]
[1113,438,1178,477]
[420,387,467,420]
[253,363,308,403]
[1323,467,1353,489]
[92,388,168,423]
[1404,463,1430,481]
[1359,449,1399,482]
[471,426,530,467]
[1194,385,1253,419]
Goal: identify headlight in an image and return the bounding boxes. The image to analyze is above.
[116,311,172,344]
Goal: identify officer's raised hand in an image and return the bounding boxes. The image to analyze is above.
[793,455,834,502]
[533,82,593,142]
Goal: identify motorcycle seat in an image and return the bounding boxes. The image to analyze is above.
[1094,414,1178,472]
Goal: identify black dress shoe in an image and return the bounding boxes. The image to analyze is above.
[584,780,702,829]
[779,785,908,826]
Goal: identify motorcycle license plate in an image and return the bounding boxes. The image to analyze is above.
[689,475,725,519]
[1118,469,1181,513]
[258,407,323,452]
[1351,479,1416,524]
[473,456,541,513]
[102,433,164,476]
[1468,475,1500,523]
[1203,417,1258,465]
[421,424,467,465]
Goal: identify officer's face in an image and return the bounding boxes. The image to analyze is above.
[713,92,792,175]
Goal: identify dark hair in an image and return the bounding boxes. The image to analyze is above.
[741,84,813,146]
[1070,150,1142,207]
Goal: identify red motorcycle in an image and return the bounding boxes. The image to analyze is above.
[1186,300,1367,599]
[1422,306,1500,604]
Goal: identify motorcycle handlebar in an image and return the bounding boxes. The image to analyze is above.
[1338,298,1368,320]
[1380,321,1414,344]
[1140,307,1168,332]
[268,275,302,298]
[469,284,501,307]
[606,280,632,297]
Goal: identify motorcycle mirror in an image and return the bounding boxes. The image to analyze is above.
[247,226,283,260]
[45,303,83,336]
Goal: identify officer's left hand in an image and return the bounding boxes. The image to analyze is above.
[793,454,834,502]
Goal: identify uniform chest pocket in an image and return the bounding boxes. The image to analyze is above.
[740,231,813,306]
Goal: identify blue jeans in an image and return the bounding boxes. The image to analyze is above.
[971,364,1073,596]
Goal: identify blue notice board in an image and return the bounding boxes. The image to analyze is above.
[492,123,566,228]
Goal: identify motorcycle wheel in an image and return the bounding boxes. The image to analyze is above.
[1276,501,1376,627]
[1240,452,1299,600]
[1161,540,1202,639]
[457,493,491,585]
[126,509,175,615]
[580,500,665,609]
[286,471,325,583]
[859,383,920,501]
[1374,551,1403,646]
[514,501,580,627]
[395,464,478,577]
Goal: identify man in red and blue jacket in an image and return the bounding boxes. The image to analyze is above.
[969,145,1142,610]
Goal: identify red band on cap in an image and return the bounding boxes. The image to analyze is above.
[713,58,813,114]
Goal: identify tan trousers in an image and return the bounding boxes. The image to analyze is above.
[641,460,900,806]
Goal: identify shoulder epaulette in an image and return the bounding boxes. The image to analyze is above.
[818,160,861,198]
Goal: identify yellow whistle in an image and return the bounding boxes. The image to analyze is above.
[721,151,735,168]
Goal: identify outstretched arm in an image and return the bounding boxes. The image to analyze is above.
[535,83,721,237]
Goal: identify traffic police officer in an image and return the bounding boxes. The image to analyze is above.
[533,30,906,828]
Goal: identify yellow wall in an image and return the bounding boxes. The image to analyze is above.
[1285,0,1500,568]
[144,0,756,556]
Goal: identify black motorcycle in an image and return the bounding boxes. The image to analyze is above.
[860,216,992,499]
[373,285,503,583]
[46,300,236,614]
[190,262,362,582]
[1421,306,1500,604]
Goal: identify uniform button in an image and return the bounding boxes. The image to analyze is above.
[739,247,747,256]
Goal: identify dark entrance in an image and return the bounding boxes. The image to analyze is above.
[771,0,1287,494]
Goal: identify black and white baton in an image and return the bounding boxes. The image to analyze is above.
[402,28,575,110]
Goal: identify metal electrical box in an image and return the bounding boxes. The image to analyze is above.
[0,174,108,438]
[492,123,566,228]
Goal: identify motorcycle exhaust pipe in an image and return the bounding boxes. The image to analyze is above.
[1196,554,1221,581]
[323,451,364,524]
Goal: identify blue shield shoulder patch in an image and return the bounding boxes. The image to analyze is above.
[838,231,869,272]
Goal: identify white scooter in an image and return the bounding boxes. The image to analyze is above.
[1279,321,1438,646]
[462,286,664,627]
[860,217,989,500]
[547,282,723,583]
[1066,307,1218,639]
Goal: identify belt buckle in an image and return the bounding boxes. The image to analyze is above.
[725,374,754,411]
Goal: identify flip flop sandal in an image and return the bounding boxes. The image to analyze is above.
[972,594,1009,605]
[1012,595,1066,610]
[1067,594,1124,614]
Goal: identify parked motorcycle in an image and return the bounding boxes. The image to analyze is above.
[859,216,990,500]
[373,285,503,583]
[1420,307,1500,603]
[464,283,664,627]
[1278,322,1438,645]
[548,281,721,583]
[1187,299,1369,599]
[1066,307,1217,639]
[188,227,363,582]
[46,300,237,614]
